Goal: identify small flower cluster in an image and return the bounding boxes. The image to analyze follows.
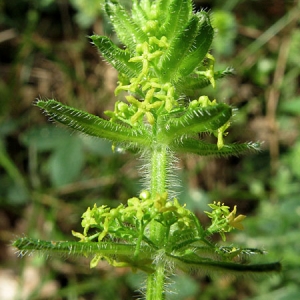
[205,201,246,241]
[72,190,203,267]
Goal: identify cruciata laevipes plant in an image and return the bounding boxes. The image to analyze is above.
[14,0,281,299]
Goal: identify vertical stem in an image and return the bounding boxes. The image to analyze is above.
[146,261,166,300]
[149,144,169,247]
[146,144,169,300]
[150,144,169,196]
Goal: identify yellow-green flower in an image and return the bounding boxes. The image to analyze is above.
[227,205,246,230]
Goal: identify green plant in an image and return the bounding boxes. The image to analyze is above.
[13,1,281,299]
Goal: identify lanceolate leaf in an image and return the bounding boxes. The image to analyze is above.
[91,35,141,78]
[156,0,172,15]
[178,11,214,77]
[178,75,213,94]
[131,1,148,27]
[105,0,148,50]
[160,104,232,143]
[171,139,261,157]
[158,0,192,40]
[13,237,149,257]
[138,0,151,12]
[36,100,150,147]
[169,252,281,275]
[159,15,200,82]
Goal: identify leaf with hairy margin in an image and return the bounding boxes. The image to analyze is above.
[170,138,261,157]
[159,103,232,144]
[36,100,151,147]
[91,35,141,78]
[168,252,281,276]
[105,0,148,51]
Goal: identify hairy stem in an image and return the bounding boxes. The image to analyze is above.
[146,144,170,299]
[148,144,169,248]
[146,261,166,300]
[150,144,169,196]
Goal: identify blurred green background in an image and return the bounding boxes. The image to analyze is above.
[0,0,299,299]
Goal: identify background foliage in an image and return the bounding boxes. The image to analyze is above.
[0,0,299,299]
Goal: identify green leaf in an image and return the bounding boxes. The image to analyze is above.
[178,11,214,77]
[13,237,152,258]
[91,35,141,78]
[159,104,232,143]
[137,0,151,12]
[159,15,199,82]
[171,252,281,275]
[105,0,148,50]
[36,100,151,147]
[158,0,192,40]
[131,1,148,27]
[171,140,260,157]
